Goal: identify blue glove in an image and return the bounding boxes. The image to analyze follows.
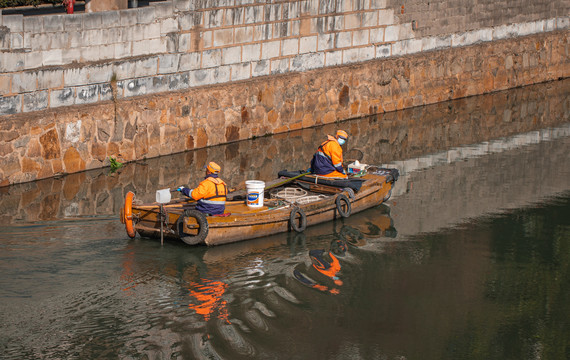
[176,186,184,192]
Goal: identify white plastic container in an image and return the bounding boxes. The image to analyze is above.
[348,160,367,174]
[155,188,171,204]
[245,180,265,208]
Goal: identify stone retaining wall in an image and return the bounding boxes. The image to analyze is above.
[392,0,569,37]
[0,30,568,186]
[1,0,418,114]
[0,0,568,186]
[0,0,567,114]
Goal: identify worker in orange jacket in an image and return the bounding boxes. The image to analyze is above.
[177,161,227,215]
[310,130,348,178]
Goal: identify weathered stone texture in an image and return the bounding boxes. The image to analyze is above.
[0,31,568,186]
[39,128,61,160]
[391,0,569,37]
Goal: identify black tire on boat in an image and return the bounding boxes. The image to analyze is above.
[335,194,351,218]
[176,209,209,245]
[383,189,392,202]
[343,187,355,201]
[289,207,307,233]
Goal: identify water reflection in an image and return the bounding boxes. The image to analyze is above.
[4,190,568,359]
[339,206,397,245]
[116,204,397,325]
[302,243,344,291]
[188,279,230,323]
[292,205,396,295]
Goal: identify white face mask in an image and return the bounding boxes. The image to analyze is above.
[338,138,346,146]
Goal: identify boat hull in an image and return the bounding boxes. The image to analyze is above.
[123,172,395,246]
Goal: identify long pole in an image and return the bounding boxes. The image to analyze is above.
[160,204,164,246]
[265,172,311,191]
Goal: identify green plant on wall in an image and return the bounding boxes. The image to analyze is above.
[108,156,123,173]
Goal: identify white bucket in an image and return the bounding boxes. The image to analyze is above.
[245,180,265,208]
[155,188,171,204]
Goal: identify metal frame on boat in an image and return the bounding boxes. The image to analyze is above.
[119,168,399,246]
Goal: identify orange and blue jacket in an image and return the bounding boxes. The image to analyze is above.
[310,135,347,178]
[181,175,227,215]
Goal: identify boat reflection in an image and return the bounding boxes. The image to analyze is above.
[292,204,396,294]
[118,204,397,322]
[293,243,345,295]
[119,240,233,325]
[338,203,397,245]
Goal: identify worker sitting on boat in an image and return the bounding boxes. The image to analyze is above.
[177,161,228,215]
[310,130,349,178]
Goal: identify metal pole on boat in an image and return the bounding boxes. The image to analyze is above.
[156,189,172,246]
[160,204,164,246]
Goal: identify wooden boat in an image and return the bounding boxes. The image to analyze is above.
[119,168,399,246]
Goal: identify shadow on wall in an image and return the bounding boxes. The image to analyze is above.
[0,79,568,223]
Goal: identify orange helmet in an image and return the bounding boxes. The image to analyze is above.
[336,130,348,140]
[206,161,221,174]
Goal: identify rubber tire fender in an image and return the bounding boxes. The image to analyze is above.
[176,209,209,245]
[289,207,307,233]
[342,187,355,201]
[123,191,136,238]
[335,194,351,218]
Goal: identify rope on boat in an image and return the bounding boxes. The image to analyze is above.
[295,195,328,205]
[271,187,308,201]
[271,187,328,205]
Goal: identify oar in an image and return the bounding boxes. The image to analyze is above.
[265,172,311,191]
[136,199,246,211]
[136,203,194,210]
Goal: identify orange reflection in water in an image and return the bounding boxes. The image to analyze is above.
[311,251,343,287]
[120,249,137,293]
[188,279,230,323]
[302,247,344,295]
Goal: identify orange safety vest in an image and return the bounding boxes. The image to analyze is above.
[191,177,227,214]
[191,177,227,202]
[312,135,346,178]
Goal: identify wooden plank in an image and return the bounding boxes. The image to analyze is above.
[294,180,343,194]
